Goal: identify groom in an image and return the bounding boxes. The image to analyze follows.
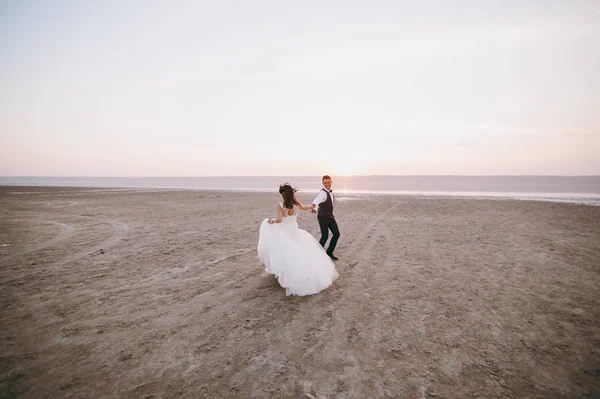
[312,175,340,260]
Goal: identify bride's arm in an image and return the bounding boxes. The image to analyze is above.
[268,205,284,224]
[294,196,315,211]
[296,202,314,211]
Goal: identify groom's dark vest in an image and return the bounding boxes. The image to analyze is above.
[317,189,334,219]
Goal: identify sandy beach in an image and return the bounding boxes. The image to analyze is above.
[0,186,599,398]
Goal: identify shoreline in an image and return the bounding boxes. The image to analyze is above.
[2,184,599,206]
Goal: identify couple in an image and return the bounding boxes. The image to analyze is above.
[257,175,340,296]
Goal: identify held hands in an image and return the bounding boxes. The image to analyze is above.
[311,204,317,214]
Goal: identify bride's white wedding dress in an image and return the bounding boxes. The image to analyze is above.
[257,203,339,296]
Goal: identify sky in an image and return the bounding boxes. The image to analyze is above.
[1,0,599,176]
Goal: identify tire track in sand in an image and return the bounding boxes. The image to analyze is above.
[224,201,401,396]
[282,204,406,397]
[339,201,400,273]
[0,221,75,266]
[51,218,128,267]
[0,218,128,285]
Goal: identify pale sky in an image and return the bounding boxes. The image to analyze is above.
[1,0,599,176]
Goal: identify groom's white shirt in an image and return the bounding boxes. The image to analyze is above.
[312,187,334,213]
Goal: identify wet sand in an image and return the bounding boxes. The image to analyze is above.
[1,186,599,398]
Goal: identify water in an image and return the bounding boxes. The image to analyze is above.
[2,175,600,205]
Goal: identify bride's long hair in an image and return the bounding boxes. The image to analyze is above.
[279,183,300,209]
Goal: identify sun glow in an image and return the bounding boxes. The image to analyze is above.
[328,153,364,176]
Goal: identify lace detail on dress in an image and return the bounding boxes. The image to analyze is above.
[279,202,297,217]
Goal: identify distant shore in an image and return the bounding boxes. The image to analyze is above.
[2,175,600,194]
[2,181,600,206]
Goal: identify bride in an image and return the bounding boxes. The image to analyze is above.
[257,183,339,296]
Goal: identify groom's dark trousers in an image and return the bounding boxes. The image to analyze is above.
[318,216,340,255]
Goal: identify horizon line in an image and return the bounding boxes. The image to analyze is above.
[2,175,600,178]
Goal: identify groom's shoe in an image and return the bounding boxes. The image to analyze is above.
[327,252,338,260]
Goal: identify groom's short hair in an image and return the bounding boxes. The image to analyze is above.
[322,175,331,181]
